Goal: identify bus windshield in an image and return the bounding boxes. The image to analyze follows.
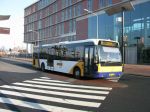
[98,46,121,62]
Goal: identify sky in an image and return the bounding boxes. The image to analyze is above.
[0,0,38,50]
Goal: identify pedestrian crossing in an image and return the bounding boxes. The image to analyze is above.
[0,77,112,112]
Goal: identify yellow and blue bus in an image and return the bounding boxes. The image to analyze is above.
[33,39,123,78]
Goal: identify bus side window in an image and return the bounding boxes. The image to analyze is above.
[75,46,84,61]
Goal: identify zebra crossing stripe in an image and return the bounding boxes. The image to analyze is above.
[109,79,118,82]
[0,89,100,108]
[0,108,17,112]
[28,79,112,90]
[32,78,70,83]
[0,85,106,100]
[0,77,112,111]
[0,97,87,112]
[14,82,109,94]
[40,77,51,79]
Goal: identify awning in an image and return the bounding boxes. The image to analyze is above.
[0,15,10,20]
[0,27,10,34]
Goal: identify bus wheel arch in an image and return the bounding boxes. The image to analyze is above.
[73,67,81,79]
[41,62,45,72]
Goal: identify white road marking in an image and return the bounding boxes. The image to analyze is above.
[0,108,17,112]
[107,77,120,82]
[109,79,118,82]
[0,77,113,111]
[40,77,51,79]
[29,79,112,90]
[0,85,106,100]
[32,78,70,83]
[0,97,87,112]
[0,89,100,108]
[14,82,109,94]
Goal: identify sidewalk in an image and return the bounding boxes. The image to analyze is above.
[15,57,32,62]
[124,64,150,77]
[11,57,150,77]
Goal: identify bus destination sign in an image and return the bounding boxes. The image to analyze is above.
[99,41,118,47]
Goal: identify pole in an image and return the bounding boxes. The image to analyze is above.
[137,39,138,64]
[26,43,28,58]
[37,32,40,60]
[122,8,125,66]
[96,15,98,39]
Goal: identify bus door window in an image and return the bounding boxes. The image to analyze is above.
[84,48,89,73]
[89,47,94,74]
[84,47,94,75]
[94,46,99,64]
[89,48,94,66]
[47,47,54,66]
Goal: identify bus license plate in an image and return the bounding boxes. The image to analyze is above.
[109,73,115,77]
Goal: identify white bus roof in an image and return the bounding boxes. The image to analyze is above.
[41,39,118,47]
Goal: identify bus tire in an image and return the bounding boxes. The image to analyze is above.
[41,63,45,72]
[74,67,81,79]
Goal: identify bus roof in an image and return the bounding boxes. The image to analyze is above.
[41,39,119,47]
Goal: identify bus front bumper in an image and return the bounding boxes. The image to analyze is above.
[94,72,123,78]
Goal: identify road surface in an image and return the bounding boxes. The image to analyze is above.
[0,58,149,112]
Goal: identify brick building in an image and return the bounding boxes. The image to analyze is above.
[24,0,150,64]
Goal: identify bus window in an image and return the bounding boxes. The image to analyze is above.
[75,46,84,61]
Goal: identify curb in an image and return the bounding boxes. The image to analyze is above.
[15,58,32,62]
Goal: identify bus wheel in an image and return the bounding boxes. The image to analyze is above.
[74,67,81,79]
[41,63,45,72]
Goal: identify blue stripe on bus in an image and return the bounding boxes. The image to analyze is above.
[94,72,122,78]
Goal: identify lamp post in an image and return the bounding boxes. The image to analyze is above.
[84,9,98,39]
[121,7,125,65]
[29,30,40,59]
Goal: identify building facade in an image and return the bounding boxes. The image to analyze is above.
[24,0,150,64]
[0,15,10,34]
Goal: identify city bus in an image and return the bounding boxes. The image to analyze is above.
[33,39,123,78]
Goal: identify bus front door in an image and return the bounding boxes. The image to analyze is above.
[84,47,94,76]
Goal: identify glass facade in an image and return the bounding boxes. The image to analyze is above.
[88,1,150,64]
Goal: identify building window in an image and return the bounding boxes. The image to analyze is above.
[73,20,76,32]
[58,24,61,35]
[65,9,68,20]
[53,3,57,13]
[39,11,42,19]
[56,14,58,24]
[49,27,52,37]
[87,0,93,11]
[62,10,65,21]
[69,7,72,19]
[68,0,72,6]
[49,16,52,26]
[77,3,82,16]
[62,0,65,8]
[38,20,42,29]
[69,20,73,33]
[62,23,64,34]
[65,0,69,7]
[99,0,112,8]
[73,6,76,17]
